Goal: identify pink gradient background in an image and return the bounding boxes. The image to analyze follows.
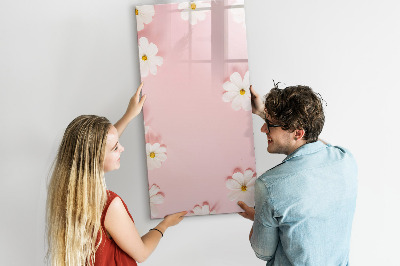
[136,0,256,218]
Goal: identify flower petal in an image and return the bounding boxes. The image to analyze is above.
[149,63,158,75]
[230,72,243,88]
[152,143,160,150]
[222,91,238,103]
[150,205,158,217]
[195,11,207,21]
[147,43,159,56]
[246,177,256,187]
[243,169,255,183]
[155,152,167,162]
[231,95,243,110]
[137,21,144,31]
[139,37,149,49]
[139,5,155,13]
[151,56,163,66]
[228,190,242,201]
[241,191,255,206]
[223,81,239,92]
[232,172,245,184]
[140,61,149,77]
[149,184,160,196]
[190,15,198,25]
[150,194,164,204]
[246,184,255,192]
[180,11,189,21]
[202,204,210,213]
[178,2,189,9]
[156,146,167,153]
[147,158,156,170]
[146,143,151,153]
[152,159,162,169]
[192,205,202,214]
[241,96,251,111]
[226,178,241,190]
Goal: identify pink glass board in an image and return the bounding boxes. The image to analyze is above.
[135,0,256,218]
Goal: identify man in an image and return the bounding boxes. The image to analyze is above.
[238,84,357,266]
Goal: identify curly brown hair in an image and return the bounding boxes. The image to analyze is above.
[264,85,325,143]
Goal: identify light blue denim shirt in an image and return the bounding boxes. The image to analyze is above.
[250,141,357,266]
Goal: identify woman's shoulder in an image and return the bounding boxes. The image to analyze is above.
[107,190,119,200]
[105,190,134,222]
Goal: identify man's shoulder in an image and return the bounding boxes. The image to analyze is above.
[258,162,293,188]
[258,144,357,188]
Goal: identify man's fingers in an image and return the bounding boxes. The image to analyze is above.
[238,201,250,211]
[238,212,248,218]
[249,85,258,98]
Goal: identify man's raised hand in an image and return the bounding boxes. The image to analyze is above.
[249,85,265,119]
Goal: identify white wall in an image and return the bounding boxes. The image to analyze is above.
[1,0,399,265]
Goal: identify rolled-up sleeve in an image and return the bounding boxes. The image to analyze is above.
[250,179,279,261]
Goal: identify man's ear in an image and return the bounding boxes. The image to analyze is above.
[294,129,305,141]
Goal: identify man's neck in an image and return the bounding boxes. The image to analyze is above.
[286,140,307,155]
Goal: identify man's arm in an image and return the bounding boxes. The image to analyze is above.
[237,201,255,241]
[249,179,279,261]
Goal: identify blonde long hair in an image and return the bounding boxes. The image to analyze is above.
[46,115,111,266]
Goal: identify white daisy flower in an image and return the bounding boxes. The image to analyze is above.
[138,37,163,77]
[178,1,211,25]
[146,143,167,170]
[190,202,216,216]
[226,169,256,206]
[149,184,165,217]
[222,71,251,111]
[135,5,155,31]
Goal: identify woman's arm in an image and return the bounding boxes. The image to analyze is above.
[114,82,147,137]
[104,197,186,263]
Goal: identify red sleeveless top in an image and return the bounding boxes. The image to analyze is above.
[94,190,138,266]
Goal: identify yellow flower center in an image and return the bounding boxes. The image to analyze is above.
[241,185,247,191]
[239,89,246,95]
[149,152,155,158]
[135,9,138,15]
[142,54,148,61]
[191,3,197,10]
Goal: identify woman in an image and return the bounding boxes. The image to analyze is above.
[46,83,187,266]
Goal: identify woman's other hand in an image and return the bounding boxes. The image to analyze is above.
[162,211,187,227]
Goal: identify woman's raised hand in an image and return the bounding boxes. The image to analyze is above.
[114,82,147,136]
[124,82,147,121]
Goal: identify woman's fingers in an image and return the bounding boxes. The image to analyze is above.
[135,82,144,96]
[139,94,146,106]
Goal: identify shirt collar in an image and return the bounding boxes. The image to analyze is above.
[283,141,327,163]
